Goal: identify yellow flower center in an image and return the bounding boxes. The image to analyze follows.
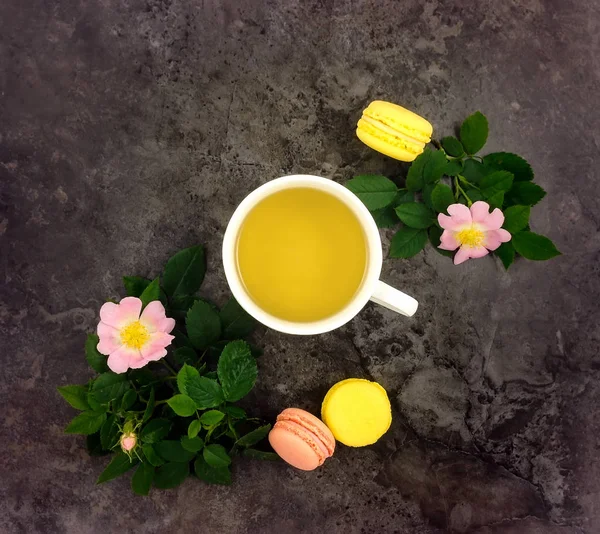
[456,226,485,248]
[120,321,150,349]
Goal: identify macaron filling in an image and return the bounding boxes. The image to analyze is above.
[273,420,331,464]
[276,411,335,456]
[359,115,426,154]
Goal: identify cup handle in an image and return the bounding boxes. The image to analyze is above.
[369,280,418,317]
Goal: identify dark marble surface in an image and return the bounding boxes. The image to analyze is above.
[1,1,598,533]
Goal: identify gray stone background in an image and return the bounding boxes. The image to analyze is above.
[1,0,598,532]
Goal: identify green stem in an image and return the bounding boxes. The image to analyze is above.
[154,399,168,406]
[457,174,479,190]
[454,177,473,207]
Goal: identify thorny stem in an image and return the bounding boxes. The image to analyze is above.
[454,177,473,207]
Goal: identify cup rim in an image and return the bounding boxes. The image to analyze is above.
[222,175,383,335]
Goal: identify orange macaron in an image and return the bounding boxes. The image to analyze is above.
[268,408,335,471]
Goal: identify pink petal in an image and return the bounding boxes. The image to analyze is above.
[140,301,175,333]
[141,348,168,365]
[479,208,505,230]
[100,297,142,328]
[453,246,472,265]
[438,213,471,232]
[140,332,174,360]
[470,201,492,223]
[484,229,512,251]
[447,204,472,223]
[107,345,139,374]
[469,246,490,259]
[439,230,460,251]
[97,322,121,355]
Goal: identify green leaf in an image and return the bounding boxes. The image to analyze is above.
[242,449,281,461]
[139,278,160,308]
[512,232,561,261]
[177,363,200,396]
[389,227,428,258]
[505,182,547,207]
[184,375,224,410]
[203,444,231,467]
[85,334,108,373]
[461,158,489,185]
[406,150,428,191]
[219,298,256,339]
[173,347,198,367]
[100,414,119,450]
[395,203,435,229]
[460,111,489,154]
[465,188,484,202]
[141,418,172,444]
[131,463,155,496]
[87,392,107,412]
[423,149,448,183]
[223,405,246,419]
[194,456,231,485]
[444,159,463,177]
[129,368,155,387]
[503,205,530,234]
[431,183,455,214]
[217,341,258,402]
[480,170,514,197]
[86,433,109,456]
[97,452,137,484]
[186,300,221,350]
[181,436,204,453]
[235,424,272,448]
[155,440,197,463]
[142,444,165,467]
[123,276,151,297]
[428,226,454,258]
[483,152,533,182]
[57,385,90,411]
[91,372,130,404]
[154,462,189,489]
[120,389,137,411]
[345,175,398,210]
[142,388,155,423]
[422,183,435,210]
[65,411,107,435]
[487,191,505,210]
[167,394,197,417]
[495,242,516,270]
[396,190,415,204]
[370,206,399,228]
[441,136,464,157]
[188,419,202,439]
[199,410,226,427]
[168,295,197,322]
[162,245,206,298]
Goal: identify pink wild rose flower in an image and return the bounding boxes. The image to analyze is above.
[438,201,511,265]
[97,297,175,373]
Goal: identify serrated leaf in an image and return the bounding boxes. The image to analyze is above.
[512,232,561,261]
[461,158,489,185]
[100,414,119,450]
[503,205,530,234]
[406,150,428,191]
[167,394,197,417]
[428,226,454,258]
[389,227,428,258]
[123,276,151,297]
[345,175,398,210]
[199,410,225,427]
[155,440,197,463]
[460,111,489,154]
[91,373,129,404]
[154,462,189,489]
[483,152,533,182]
[162,245,206,298]
[505,182,547,207]
[142,444,165,467]
[139,278,160,308]
[422,183,435,210]
[441,136,465,157]
[242,449,281,461]
[188,419,202,439]
[131,462,154,496]
[423,149,447,183]
[181,436,204,453]
[235,424,271,448]
[142,388,155,423]
[219,298,256,339]
[141,418,172,444]
[177,363,200,396]
[173,347,198,367]
[120,389,137,411]
[65,411,107,435]
[87,392,107,413]
[370,206,399,228]
[444,159,463,176]
[97,452,137,484]
[480,170,514,197]
[487,191,505,210]
[186,300,221,350]
[86,433,109,456]
[203,444,231,467]
[395,203,435,229]
[396,190,415,204]
[495,242,516,270]
[431,183,455,214]
[57,385,91,411]
[465,188,484,202]
[185,375,224,410]
[194,456,231,485]
[217,341,257,402]
[223,405,246,419]
[85,334,109,373]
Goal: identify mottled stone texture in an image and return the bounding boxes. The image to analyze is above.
[0,0,598,533]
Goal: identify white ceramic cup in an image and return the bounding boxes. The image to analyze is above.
[222,175,418,335]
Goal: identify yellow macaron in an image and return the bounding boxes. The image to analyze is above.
[356,100,433,162]
[321,378,392,447]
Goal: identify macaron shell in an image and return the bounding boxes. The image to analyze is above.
[321,378,392,447]
[364,100,433,140]
[356,125,421,162]
[278,408,335,456]
[268,425,322,471]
